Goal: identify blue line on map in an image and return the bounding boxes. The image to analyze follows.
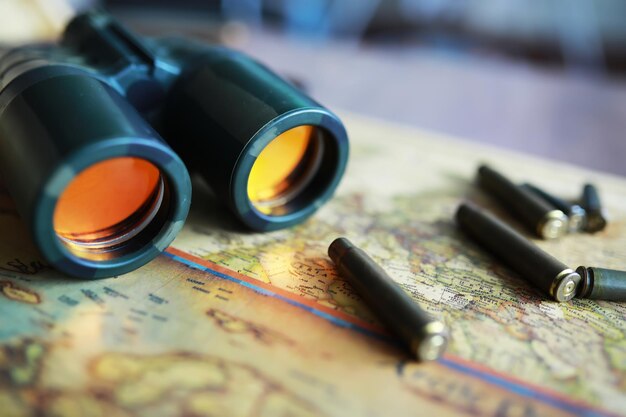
[166,251,614,417]
[164,252,389,342]
[438,358,611,417]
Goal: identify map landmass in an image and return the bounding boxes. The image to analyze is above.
[0,114,624,416]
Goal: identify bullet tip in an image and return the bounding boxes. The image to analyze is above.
[413,321,449,361]
[551,269,581,302]
[328,237,354,263]
[538,210,568,239]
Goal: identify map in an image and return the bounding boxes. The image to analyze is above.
[0,113,624,417]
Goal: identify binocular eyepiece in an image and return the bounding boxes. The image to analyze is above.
[0,12,349,278]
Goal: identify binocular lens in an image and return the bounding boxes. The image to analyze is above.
[247,125,322,214]
[53,157,166,259]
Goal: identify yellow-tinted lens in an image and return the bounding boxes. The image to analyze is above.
[247,125,320,213]
[53,157,163,252]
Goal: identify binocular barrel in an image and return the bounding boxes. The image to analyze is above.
[0,12,349,278]
[0,69,192,278]
[158,39,349,231]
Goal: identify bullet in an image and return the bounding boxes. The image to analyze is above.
[581,184,607,233]
[521,183,587,233]
[456,203,580,302]
[575,266,626,302]
[477,165,568,239]
[328,238,449,361]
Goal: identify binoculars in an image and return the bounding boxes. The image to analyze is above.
[0,12,349,279]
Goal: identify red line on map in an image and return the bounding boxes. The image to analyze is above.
[167,246,620,417]
[166,247,387,336]
[440,354,621,417]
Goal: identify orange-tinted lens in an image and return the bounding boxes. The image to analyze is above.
[53,157,162,250]
[247,125,319,213]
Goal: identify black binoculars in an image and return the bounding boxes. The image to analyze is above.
[0,12,349,279]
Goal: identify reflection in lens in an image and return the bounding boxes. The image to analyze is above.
[247,125,323,215]
[53,157,164,257]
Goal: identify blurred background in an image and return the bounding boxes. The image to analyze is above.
[1,0,625,175]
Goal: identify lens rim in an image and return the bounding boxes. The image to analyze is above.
[231,108,349,231]
[32,136,191,279]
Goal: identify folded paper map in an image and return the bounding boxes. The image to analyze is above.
[1,113,624,417]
